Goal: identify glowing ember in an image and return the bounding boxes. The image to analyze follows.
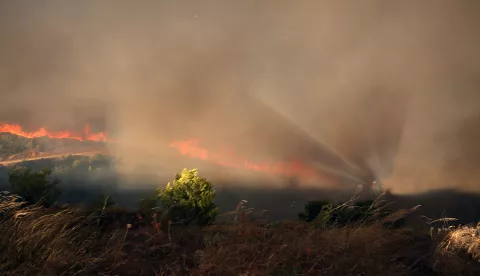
[169,139,321,180]
[0,123,109,142]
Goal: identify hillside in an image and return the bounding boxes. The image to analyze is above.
[0,132,108,163]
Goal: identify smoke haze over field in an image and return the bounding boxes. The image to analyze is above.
[0,1,479,193]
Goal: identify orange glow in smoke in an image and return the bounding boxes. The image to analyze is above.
[0,123,108,142]
[169,139,321,180]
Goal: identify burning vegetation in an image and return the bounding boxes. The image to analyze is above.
[1,1,480,275]
[0,130,478,275]
[0,125,478,275]
[0,123,328,183]
[0,120,479,275]
[0,123,108,142]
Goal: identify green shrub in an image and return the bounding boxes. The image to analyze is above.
[155,168,218,226]
[297,200,332,223]
[8,167,61,207]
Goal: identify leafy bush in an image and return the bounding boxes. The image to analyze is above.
[297,200,332,223]
[155,168,218,226]
[8,167,61,207]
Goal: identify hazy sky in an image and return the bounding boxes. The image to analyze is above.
[0,1,479,193]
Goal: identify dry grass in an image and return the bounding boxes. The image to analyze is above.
[0,200,203,275]
[433,223,480,275]
[1,199,480,276]
[440,225,480,261]
[198,223,416,276]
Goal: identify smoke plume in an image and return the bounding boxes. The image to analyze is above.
[0,0,479,193]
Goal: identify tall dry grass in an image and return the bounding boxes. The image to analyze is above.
[433,223,480,275]
[198,223,417,275]
[1,194,479,275]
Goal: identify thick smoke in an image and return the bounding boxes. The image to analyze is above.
[0,1,479,193]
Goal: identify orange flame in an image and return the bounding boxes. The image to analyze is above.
[0,122,322,180]
[0,123,109,142]
[170,139,321,180]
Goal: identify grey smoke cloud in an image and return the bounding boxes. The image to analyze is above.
[0,0,479,193]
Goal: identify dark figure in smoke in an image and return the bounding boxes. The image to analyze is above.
[359,170,383,197]
[372,179,383,193]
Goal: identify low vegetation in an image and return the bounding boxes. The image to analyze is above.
[0,133,41,160]
[297,198,404,228]
[8,167,61,207]
[0,132,107,162]
[0,166,479,275]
